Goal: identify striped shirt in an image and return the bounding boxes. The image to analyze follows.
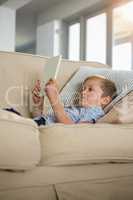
[34,106,104,125]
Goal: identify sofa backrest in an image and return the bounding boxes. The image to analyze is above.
[0,51,109,117]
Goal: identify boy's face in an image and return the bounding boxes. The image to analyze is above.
[80,78,109,107]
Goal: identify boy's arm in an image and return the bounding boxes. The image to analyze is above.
[45,79,74,124]
[51,98,75,124]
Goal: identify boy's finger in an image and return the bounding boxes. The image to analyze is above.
[32,88,40,97]
[49,78,55,84]
[34,80,41,88]
[34,82,41,91]
[36,80,41,86]
[49,78,53,81]
[36,80,41,84]
[45,80,52,86]
[36,84,41,91]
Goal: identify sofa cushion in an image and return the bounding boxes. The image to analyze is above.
[98,91,133,124]
[0,109,40,170]
[48,67,133,115]
[40,123,133,166]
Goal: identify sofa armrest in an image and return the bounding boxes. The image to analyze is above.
[0,110,41,170]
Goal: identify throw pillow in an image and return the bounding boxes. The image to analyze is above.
[98,91,133,124]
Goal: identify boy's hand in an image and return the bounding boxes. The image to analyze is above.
[32,80,44,105]
[45,79,74,124]
[45,79,59,105]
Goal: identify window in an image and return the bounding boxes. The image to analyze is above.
[66,1,133,70]
[113,1,133,70]
[113,42,132,70]
[86,13,107,64]
[68,23,80,61]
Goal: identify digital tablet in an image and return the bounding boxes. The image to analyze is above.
[40,55,62,97]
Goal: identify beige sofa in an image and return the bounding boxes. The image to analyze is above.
[0,51,133,200]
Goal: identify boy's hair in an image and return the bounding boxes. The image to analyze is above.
[84,75,117,100]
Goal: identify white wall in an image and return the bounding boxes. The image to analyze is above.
[36,20,62,56]
[16,10,36,49]
[0,6,16,51]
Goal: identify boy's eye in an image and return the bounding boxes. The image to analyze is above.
[82,86,93,91]
[88,87,92,91]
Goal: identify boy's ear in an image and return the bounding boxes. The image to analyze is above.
[101,96,112,106]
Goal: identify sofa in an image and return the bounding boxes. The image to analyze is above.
[0,51,133,200]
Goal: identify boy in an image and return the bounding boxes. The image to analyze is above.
[32,75,117,125]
